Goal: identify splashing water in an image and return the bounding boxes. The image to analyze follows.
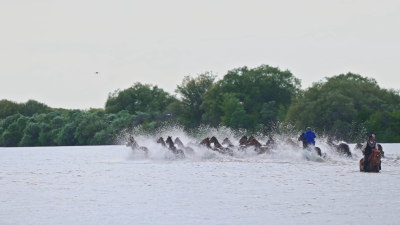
[118,124,379,164]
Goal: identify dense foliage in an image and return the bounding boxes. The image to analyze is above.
[201,65,300,131]
[1,66,399,147]
[286,73,400,142]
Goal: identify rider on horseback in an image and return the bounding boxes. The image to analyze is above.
[362,134,377,170]
[302,127,316,147]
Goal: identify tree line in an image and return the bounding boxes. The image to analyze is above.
[1,64,399,147]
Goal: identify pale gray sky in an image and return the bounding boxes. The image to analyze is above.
[1,0,399,109]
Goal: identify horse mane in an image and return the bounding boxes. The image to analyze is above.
[369,149,381,166]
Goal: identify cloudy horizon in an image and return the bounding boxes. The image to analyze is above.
[1,0,399,109]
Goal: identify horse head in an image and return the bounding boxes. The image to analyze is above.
[247,136,261,147]
[239,136,248,145]
[166,136,175,149]
[369,149,382,166]
[210,136,222,148]
[157,137,166,147]
[222,138,234,147]
[174,137,184,148]
[200,137,211,148]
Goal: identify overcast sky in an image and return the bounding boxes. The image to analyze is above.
[1,0,399,109]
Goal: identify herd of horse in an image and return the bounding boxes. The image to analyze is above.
[126,134,384,173]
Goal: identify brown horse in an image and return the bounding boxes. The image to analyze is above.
[239,136,248,146]
[246,136,270,154]
[126,136,149,157]
[246,136,261,147]
[210,136,234,156]
[360,149,381,172]
[200,137,212,148]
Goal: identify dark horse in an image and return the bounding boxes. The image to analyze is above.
[157,136,185,159]
[166,136,185,159]
[210,136,234,155]
[246,136,270,154]
[327,137,351,157]
[239,136,248,146]
[360,149,381,172]
[157,137,167,147]
[200,137,233,155]
[126,135,149,157]
[200,137,212,149]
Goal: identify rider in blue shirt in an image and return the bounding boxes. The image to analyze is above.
[303,127,316,147]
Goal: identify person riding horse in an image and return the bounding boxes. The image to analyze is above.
[299,127,316,148]
[298,127,322,157]
[362,134,377,170]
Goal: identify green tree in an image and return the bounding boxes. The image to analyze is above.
[24,100,51,116]
[286,73,400,141]
[0,100,24,119]
[201,65,300,130]
[176,72,216,127]
[19,122,41,146]
[105,83,175,114]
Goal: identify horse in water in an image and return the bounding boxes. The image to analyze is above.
[200,137,212,149]
[245,136,270,154]
[221,138,234,147]
[165,136,185,159]
[157,137,167,147]
[210,136,234,155]
[126,136,149,157]
[239,136,248,146]
[174,137,194,154]
[360,149,382,172]
[157,136,185,158]
[328,138,352,157]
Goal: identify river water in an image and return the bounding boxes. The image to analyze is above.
[1,140,399,225]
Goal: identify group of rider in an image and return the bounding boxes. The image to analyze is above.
[299,127,377,168]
